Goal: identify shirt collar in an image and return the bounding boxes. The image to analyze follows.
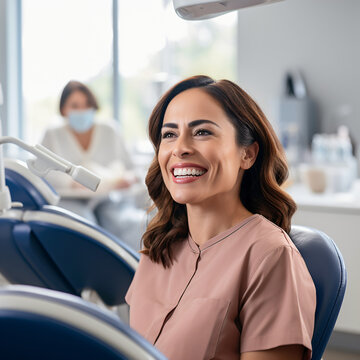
[187,214,259,253]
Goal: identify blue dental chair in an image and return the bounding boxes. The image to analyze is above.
[0,159,139,306]
[290,226,347,360]
[0,285,167,360]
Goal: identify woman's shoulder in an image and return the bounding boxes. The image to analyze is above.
[238,215,309,291]
[244,214,298,260]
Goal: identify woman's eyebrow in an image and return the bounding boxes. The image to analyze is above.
[189,119,220,128]
[162,123,178,129]
[162,119,220,129]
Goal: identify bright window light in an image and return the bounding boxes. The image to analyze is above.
[22,0,112,143]
[21,0,237,146]
[117,0,237,142]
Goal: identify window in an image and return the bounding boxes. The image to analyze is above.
[117,0,237,142]
[22,0,113,143]
[21,0,237,146]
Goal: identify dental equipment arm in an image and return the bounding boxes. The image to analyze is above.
[0,136,101,189]
[0,137,101,212]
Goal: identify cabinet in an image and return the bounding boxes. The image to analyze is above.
[290,185,360,334]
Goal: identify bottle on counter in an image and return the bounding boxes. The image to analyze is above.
[310,126,357,192]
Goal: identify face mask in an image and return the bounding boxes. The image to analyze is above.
[68,109,95,133]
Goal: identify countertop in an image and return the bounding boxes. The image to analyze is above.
[286,180,360,214]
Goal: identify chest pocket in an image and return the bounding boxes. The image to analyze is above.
[155,297,230,360]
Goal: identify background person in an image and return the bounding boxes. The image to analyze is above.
[40,81,146,250]
[125,75,316,360]
[41,80,136,194]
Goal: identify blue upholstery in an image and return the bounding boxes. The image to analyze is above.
[5,159,59,209]
[290,225,347,360]
[1,161,140,305]
[5,168,49,209]
[0,207,140,305]
[0,216,74,292]
[0,285,167,360]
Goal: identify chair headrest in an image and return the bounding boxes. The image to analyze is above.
[5,159,60,208]
[290,225,347,360]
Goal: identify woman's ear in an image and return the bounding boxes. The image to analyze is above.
[240,142,259,170]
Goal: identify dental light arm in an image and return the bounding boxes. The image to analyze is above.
[28,143,100,191]
[0,137,101,192]
[0,136,101,212]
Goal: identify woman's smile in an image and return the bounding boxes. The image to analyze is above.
[171,163,208,184]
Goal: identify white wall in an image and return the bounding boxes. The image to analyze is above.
[237,0,360,144]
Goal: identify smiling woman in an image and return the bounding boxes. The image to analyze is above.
[144,75,295,264]
[158,88,257,212]
[125,76,316,360]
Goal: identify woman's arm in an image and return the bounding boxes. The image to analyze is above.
[240,345,305,360]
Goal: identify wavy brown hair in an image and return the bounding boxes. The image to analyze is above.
[142,75,296,267]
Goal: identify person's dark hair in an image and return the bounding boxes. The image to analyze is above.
[59,80,99,116]
[142,75,296,267]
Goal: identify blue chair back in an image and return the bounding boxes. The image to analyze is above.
[0,285,167,360]
[290,225,347,360]
[0,207,139,305]
[0,160,140,305]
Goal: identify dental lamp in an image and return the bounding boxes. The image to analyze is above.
[173,0,283,20]
[0,137,101,213]
[0,83,101,213]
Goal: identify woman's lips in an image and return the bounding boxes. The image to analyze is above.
[171,166,207,184]
[172,172,206,184]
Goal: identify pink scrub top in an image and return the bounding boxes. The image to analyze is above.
[125,214,316,360]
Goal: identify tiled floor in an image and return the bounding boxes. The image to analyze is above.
[324,349,360,360]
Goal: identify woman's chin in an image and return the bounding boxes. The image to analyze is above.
[171,193,203,206]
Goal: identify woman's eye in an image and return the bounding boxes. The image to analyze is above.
[161,131,176,139]
[194,129,212,136]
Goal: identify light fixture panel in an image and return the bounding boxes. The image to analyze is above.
[173,0,284,20]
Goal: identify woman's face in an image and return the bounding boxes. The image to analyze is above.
[158,88,248,206]
[61,90,90,118]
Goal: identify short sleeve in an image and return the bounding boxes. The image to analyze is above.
[239,245,316,359]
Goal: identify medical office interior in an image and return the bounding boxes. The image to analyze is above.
[0,0,359,359]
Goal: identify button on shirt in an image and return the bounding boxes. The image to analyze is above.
[125,214,316,360]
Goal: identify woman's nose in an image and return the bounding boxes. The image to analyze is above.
[172,134,193,158]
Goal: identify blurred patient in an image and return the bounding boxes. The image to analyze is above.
[41,80,136,193]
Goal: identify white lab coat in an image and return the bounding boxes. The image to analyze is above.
[41,120,134,193]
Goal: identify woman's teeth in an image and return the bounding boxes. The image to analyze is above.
[173,168,206,177]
